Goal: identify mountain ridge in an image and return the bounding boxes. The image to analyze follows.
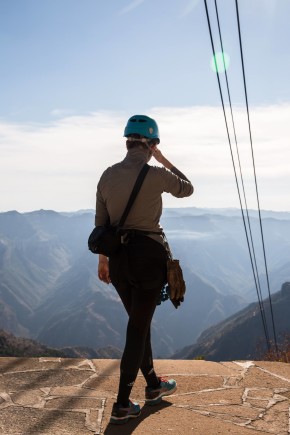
[0,328,122,359]
[172,282,290,361]
[0,207,289,357]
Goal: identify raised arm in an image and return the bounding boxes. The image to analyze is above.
[152,147,190,182]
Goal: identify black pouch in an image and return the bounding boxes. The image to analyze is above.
[88,225,121,256]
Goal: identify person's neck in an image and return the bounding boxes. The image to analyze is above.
[127,146,152,162]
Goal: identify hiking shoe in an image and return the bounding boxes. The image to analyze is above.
[109,400,141,425]
[145,377,177,405]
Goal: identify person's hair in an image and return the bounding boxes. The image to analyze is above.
[126,134,148,150]
[126,134,158,150]
[126,139,148,150]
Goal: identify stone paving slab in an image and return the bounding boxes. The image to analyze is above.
[0,358,290,434]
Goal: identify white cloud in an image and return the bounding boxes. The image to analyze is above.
[119,0,145,15]
[50,108,75,117]
[0,105,290,212]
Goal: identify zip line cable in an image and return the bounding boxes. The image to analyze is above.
[203,0,270,350]
[203,0,271,351]
[235,0,278,354]
[213,0,270,348]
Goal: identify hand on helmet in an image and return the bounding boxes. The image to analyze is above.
[152,146,174,171]
[152,146,164,163]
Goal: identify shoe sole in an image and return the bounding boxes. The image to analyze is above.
[109,410,141,425]
[145,384,177,406]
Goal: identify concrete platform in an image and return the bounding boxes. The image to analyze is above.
[0,358,289,434]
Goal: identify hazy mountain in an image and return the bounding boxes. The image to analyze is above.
[34,252,129,350]
[32,254,244,357]
[161,211,290,299]
[172,282,290,361]
[0,329,121,358]
[161,207,290,220]
[0,208,289,357]
[0,328,65,357]
[0,210,92,335]
[152,266,246,356]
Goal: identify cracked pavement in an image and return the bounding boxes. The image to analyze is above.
[0,358,289,434]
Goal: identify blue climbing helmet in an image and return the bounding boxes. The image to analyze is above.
[124,115,160,144]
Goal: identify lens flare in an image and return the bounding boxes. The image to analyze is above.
[210,51,230,73]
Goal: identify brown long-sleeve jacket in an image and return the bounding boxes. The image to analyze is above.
[95,147,193,244]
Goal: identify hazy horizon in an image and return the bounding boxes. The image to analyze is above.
[1,205,290,215]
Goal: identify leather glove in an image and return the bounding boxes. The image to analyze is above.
[167,259,186,302]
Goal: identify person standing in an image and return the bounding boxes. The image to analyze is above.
[96,115,193,424]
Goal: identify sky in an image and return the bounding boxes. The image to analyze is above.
[1,0,290,212]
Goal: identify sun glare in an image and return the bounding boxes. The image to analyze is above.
[210,51,230,73]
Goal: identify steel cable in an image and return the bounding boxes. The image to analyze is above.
[235,0,278,354]
[203,0,271,351]
[213,0,270,349]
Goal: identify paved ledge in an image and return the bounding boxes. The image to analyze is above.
[0,358,290,434]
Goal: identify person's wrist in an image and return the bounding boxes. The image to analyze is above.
[99,254,108,263]
[163,159,173,170]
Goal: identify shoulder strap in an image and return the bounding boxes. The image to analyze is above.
[118,164,150,228]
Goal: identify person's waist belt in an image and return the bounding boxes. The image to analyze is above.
[119,228,163,243]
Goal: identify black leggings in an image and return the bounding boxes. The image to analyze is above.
[109,236,167,405]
